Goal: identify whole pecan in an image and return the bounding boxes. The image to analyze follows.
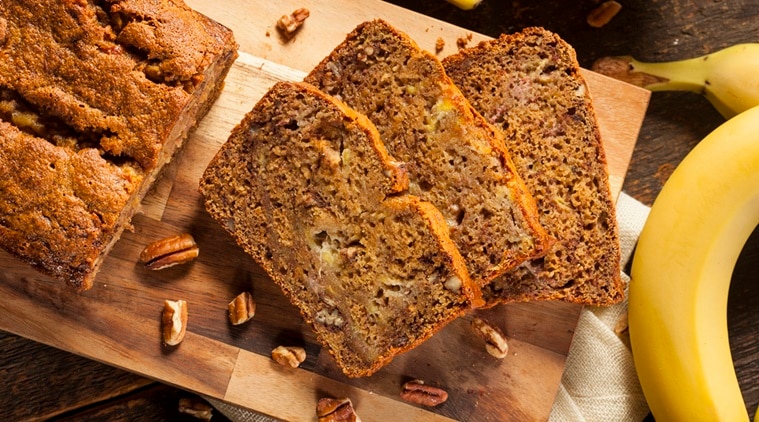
[316,397,360,422]
[399,380,448,407]
[140,233,199,270]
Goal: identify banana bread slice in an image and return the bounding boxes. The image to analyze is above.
[303,19,552,288]
[200,81,482,377]
[0,0,237,290]
[442,27,624,305]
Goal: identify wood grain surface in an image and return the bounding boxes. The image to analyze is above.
[0,44,646,420]
[3,0,756,418]
[0,0,683,420]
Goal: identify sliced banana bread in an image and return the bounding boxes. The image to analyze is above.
[442,27,624,305]
[0,0,237,290]
[200,81,482,377]
[303,19,552,288]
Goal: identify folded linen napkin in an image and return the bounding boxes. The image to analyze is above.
[207,191,652,422]
[549,191,651,421]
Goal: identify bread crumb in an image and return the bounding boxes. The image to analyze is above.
[435,37,445,53]
[456,33,473,49]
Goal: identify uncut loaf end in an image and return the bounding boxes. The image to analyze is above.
[0,0,237,291]
[200,81,482,377]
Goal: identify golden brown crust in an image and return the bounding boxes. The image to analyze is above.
[0,0,237,290]
[304,19,553,288]
[443,27,624,306]
[200,81,480,377]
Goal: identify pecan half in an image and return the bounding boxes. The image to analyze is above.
[587,1,622,28]
[228,291,256,325]
[271,345,306,368]
[276,8,310,39]
[400,380,448,407]
[317,397,361,422]
[140,233,199,270]
[471,316,509,359]
[162,299,188,346]
[178,397,213,421]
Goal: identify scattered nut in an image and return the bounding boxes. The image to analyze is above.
[587,1,622,28]
[162,299,188,346]
[276,8,310,39]
[140,233,199,270]
[228,291,256,325]
[317,397,361,422]
[400,380,448,407]
[271,345,306,368]
[471,316,509,358]
[178,397,213,421]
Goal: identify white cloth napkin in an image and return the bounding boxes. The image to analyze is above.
[549,192,651,422]
[207,192,652,422]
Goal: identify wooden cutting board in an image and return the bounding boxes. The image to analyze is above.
[0,1,650,420]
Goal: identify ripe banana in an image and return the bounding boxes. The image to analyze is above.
[592,43,759,119]
[629,104,759,420]
[444,0,482,10]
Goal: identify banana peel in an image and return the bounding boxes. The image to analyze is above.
[592,43,759,119]
[629,104,759,421]
[444,0,482,10]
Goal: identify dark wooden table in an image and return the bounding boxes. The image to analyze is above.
[2,0,757,420]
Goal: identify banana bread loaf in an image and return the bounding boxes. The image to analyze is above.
[200,81,482,377]
[0,0,237,290]
[442,27,624,305]
[303,19,552,288]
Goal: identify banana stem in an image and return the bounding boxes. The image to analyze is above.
[592,55,709,93]
[630,56,709,92]
[444,0,483,10]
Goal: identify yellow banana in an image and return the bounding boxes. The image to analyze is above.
[592,43,759,119]
[629,104,759,420]
[444,0,482,10]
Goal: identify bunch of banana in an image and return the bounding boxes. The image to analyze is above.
[592,43,759,118]
[445,0,482,10]
[629,104,759,421]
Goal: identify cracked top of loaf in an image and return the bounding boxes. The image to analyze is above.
[0,0,237,290]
